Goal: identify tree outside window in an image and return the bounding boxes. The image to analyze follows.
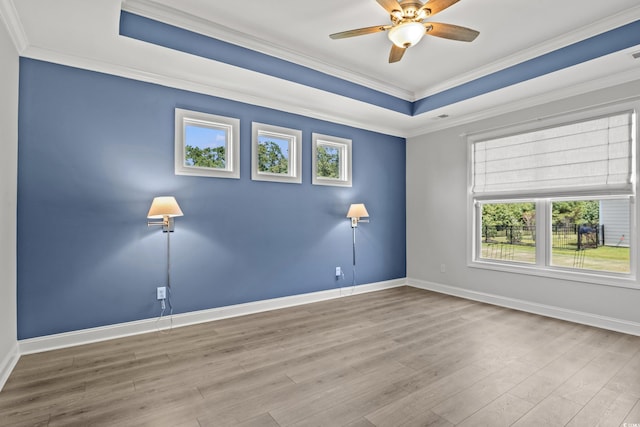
[316,145,339,179]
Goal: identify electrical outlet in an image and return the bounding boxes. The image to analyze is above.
[157,286,166,300]
[336,266,341,277]
[440,264,446,273]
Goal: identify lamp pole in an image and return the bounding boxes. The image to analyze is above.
[166,221,171,288]
[352,225,357,287]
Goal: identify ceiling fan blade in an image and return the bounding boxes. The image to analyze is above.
[389,44,406,63]
[330,25,390,39]
[376,0,403,14]
[419,0,460,17]
[425,22,479,42]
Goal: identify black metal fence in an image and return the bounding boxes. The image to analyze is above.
[482,225,535,246]
[483,224,603,250]
[553,224,602,250]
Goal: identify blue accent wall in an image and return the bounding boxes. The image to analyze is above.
[17,58,406,339]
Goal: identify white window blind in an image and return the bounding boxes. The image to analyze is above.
[472,111,634,198]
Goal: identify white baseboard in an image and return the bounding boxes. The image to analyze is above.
[407,278,640,336]
[12,276,640,384]
[18,278,406,355]
[0,342,19,392]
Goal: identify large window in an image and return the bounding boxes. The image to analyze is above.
[469,104,637,285]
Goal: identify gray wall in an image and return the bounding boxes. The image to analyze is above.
[0,18,18,382]
[407,80,640,326]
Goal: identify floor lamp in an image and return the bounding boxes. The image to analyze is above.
[346,203,369,288]
[147,196,184,319]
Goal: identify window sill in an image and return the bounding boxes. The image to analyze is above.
[469,259,637,290]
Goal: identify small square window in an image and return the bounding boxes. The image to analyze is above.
[251,123,302,184]
[175,108,240,179]
[312,133,352,187]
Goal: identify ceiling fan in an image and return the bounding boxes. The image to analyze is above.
[329,0,479,63]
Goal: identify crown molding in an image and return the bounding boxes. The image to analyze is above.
[406,68,640,137]
[21,45,411,137]
[122,0,640,106]
[0,0,28,53]
[21,39,639,140]
[121,0,414,101]
[414,5,640,101]
[14,0,640,138]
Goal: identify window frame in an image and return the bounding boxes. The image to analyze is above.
[175,108,240,179]
[251,122,302,184]
[467,102,638,288]
[312,133,352,187]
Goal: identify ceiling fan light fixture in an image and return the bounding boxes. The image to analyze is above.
[388,22,425,48]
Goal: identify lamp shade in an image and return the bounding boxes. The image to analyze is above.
[388,22,425,48]
[347,203,369,219]
[147,196,184,219]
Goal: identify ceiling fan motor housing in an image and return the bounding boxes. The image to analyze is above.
[391,0,429,24]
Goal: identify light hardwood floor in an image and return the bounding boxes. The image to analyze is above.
[1,287,640,426]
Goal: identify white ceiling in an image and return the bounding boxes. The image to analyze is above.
[3,0,640,137]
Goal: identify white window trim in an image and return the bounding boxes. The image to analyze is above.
[251,122,302,184]
[467,101,639,289]
[175,108,240,179]
[312,133,352,187]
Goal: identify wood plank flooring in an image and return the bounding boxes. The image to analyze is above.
[1,286,640,426]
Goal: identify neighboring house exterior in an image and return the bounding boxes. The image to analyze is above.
[600,199,630,247]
